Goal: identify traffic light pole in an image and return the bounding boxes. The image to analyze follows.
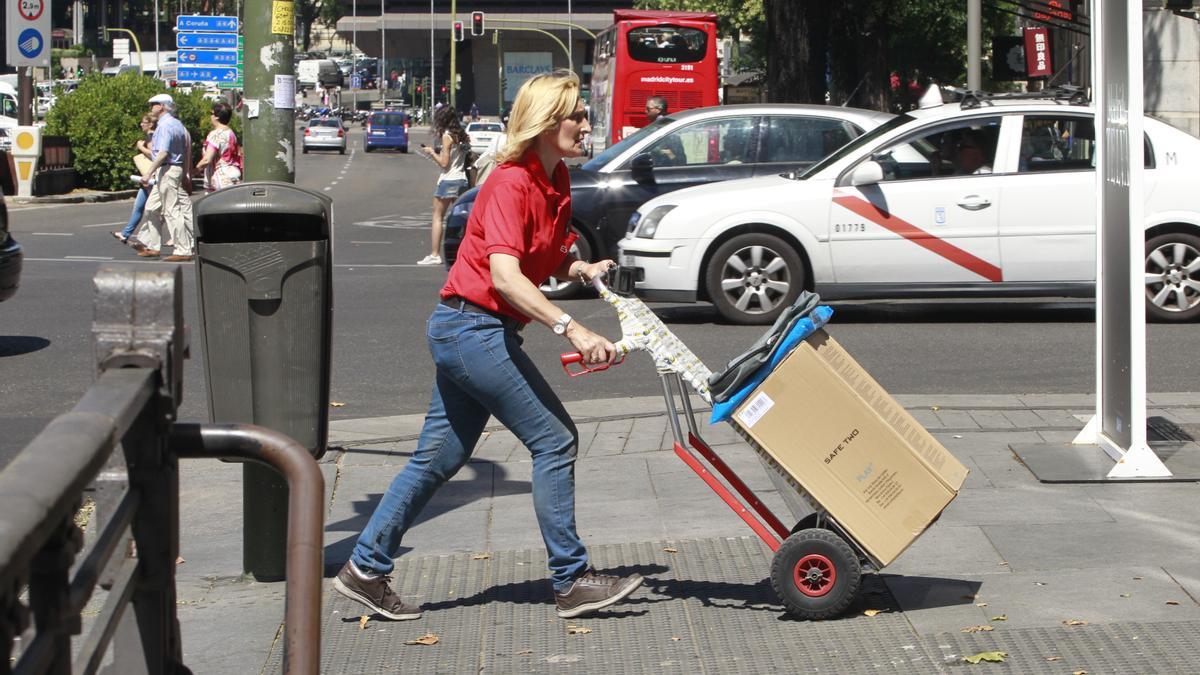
[241,0,295,581]
[449,0,458,110]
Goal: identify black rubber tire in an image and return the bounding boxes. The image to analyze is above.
[705,232,805,325]
[364,145,373,153]
[1144,231,1200,323]
[339,147,345,155]
[540,227,592,300]
[770,528,862,620]
[302,146,309,154]
[399,146,408,154]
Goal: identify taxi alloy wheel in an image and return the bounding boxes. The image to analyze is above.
[1144,232,1200,323]
[705,232,804,325]
[770,528,861,620]
[540,227,591,300]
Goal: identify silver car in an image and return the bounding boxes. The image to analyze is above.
[302,117,346,154]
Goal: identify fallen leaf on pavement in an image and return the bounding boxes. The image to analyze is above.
[662,547,678,553]
[991,615,1007,622]
[1073,670,1088,675]
[358,615,370,630]
[176,556,186,565]
[565,625,592,635]
[863,609,885,617]
[952,434,963,439]
[330,401,345,407]
[1120,593,1131,598]
[471,553,490,560]
[976,602,988,608]
[1045,656,1062,661]
[405,633,439,645]
[961,625,993,633]
[1133,576,1143,581]
[999,561,1009,566]
[1034,581,1045,586]
[515,649,532,655]
[1166,600,1180,605]
[1063,619,1088,626]
[670,636,681,641]
[962,651,1006,664]
[931,405,941,411]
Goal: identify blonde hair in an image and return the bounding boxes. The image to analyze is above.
[497,69,581,164]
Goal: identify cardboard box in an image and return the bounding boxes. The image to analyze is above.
[733,329,968,567]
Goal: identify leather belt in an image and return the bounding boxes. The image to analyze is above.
[440,296,524,332]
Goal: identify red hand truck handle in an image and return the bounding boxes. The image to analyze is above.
[560,352,624,377]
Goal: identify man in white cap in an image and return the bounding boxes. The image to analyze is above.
[132,93,195,262]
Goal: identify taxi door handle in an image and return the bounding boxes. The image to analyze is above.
[957,195,992,211]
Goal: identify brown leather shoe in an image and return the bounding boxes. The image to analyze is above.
[332,561,422,620]
[162,255,194,262]
[554,568,643,618]
[137,249,160,257]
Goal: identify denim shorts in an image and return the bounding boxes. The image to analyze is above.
[434,179,468,199]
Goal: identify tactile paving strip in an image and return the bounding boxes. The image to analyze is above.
[265,537,1200,674]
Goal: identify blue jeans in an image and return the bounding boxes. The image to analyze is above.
[122,187,149,239]
[350,303,589,591]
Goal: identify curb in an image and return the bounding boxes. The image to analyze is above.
[6,189,139,206]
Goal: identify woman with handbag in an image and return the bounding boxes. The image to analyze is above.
[112,113,157,244]
[195,101,243,192]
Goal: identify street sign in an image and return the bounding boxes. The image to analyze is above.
[176,32,238,49]
[178,49,239,66]
[176,15,239,33]
[178,66,241,83]
[351,74,362,89]
[7,0,52,67]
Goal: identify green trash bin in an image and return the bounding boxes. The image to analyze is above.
[193,181,333,580]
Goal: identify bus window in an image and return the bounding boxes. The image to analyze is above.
[627,26,707,64]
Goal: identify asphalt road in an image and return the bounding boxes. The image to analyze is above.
[2,126,1198,467]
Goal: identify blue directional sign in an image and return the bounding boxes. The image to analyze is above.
[176,32,238,49]
[16,29,44,59]
[178,50,239,66]
[178,66,241,83]
[176,15,239,33]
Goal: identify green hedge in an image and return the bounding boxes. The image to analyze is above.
[44,73,242,191]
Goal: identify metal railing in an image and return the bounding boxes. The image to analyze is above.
[0,266,323,674]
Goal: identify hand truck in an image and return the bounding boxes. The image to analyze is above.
[560,271,882,620]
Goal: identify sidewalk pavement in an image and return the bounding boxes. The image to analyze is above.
[170,393,1200,674]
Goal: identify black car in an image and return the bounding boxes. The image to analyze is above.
[443,103,893,297]
[0,202,21,302]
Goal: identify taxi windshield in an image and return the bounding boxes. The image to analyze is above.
[794,114,914,180]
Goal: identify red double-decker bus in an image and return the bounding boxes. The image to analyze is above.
[589,9,720,153]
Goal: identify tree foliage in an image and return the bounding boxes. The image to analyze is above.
[44,74,220,191]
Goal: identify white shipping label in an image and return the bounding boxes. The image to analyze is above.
[738,392,775,429]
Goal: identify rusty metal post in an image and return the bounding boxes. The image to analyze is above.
[170,423,324,675]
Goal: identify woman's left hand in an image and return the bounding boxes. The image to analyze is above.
[577,259,616,283]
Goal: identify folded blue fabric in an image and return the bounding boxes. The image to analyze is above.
[710,305,833,424]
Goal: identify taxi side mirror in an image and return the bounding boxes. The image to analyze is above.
[843,160,884,187]
[630,152,654,183]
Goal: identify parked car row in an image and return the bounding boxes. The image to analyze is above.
[443,93,1200,324]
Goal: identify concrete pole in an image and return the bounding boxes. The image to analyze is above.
[381,0,387,101]
[240,0,296,581]
[967,0,981,90]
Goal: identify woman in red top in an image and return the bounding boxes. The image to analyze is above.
[336,71,643,621]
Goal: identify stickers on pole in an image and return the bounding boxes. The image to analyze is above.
[272,2,295,36]
[274,75,296,109]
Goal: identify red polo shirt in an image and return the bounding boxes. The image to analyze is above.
[441,149,578,323]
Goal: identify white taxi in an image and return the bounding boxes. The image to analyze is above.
[619,92,1200,324]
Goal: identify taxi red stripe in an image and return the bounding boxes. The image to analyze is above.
[832,194,1003,282]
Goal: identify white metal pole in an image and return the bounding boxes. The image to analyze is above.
[352,0,357,110]
[153,0,161,71]
[430,0,435,124]
[381,0,387,101]
[568,0,573,69]
[967,0,980,89]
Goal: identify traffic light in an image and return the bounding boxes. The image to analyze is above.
[471,11,485,37]
[453,21,464,42]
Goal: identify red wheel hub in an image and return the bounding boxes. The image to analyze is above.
[793,553,836,597]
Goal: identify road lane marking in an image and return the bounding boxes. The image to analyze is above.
[349,241,392,244]
[31,232,74,236]
[64,255,115,260]
[82,221,129,228]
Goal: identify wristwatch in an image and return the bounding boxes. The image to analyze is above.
[552,313,573,335]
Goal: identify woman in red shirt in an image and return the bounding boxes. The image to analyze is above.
[336,71,643,621]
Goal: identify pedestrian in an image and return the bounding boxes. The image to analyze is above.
[131,94,195,262]
[644,95,667,123]
[469,101,480,121]
[415,104,470,265]
[334,69,643,621]
[111,112,157,244]
[195,100,243,192]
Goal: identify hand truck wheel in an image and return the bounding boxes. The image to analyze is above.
[770,528,861,620]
